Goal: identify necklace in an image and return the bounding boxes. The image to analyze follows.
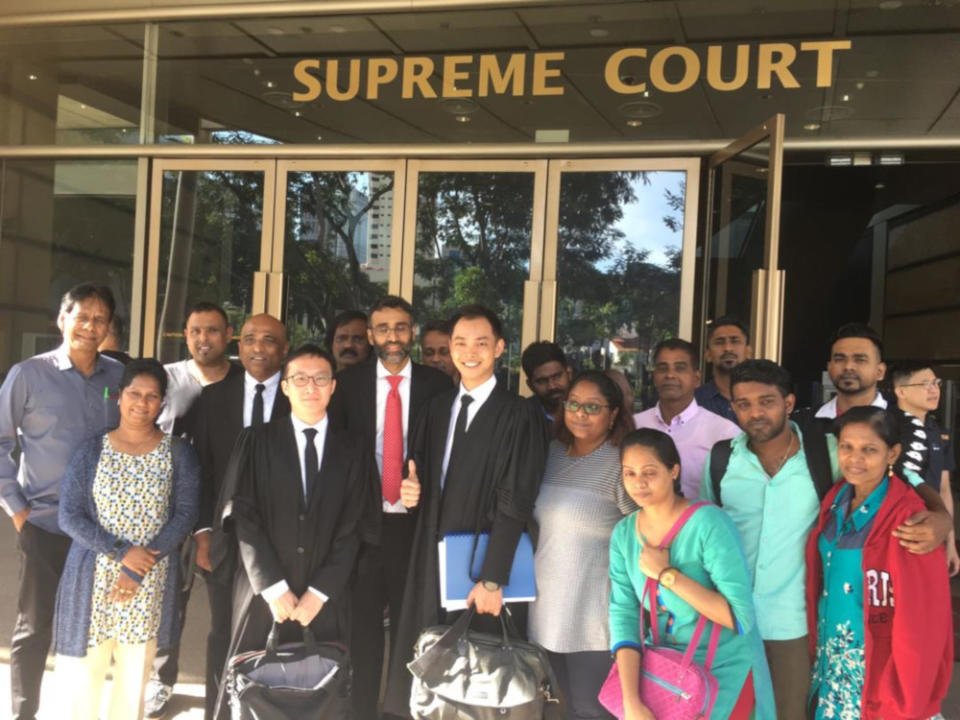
[768,432,796,477]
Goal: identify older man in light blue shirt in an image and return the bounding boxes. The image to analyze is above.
[0,284,123,720]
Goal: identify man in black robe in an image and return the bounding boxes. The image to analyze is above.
[383,305,549,717]
[218,345,365,699]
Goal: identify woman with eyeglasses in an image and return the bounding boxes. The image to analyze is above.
[53,358,199,720]
[528,370,636,719]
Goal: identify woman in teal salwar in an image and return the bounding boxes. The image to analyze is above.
[608,428,775,720]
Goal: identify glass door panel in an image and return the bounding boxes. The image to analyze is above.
[144,160,275,360]
[701,115,785,361]
[275,164,403,348]
[542,159,700,412]
[403,160,547,394]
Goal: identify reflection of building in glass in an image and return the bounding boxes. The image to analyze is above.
[363,174,393,284]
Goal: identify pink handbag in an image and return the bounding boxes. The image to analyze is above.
[598,502,721,719]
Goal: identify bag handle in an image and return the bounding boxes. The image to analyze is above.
[408,607,515,677]
[265,622,317,658]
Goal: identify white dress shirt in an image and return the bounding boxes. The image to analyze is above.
[243,371,281,427]
[441,373,498,484]
[261,414,330,605]
[376,359,412,513]
[814,391,887,419]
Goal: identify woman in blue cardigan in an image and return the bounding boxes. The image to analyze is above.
[54,358,199,720]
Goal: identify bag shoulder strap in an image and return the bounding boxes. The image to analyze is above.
[793,409,834,501]
[709,439,733,508]
[658,501,710,549]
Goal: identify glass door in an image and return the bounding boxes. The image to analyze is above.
[541,158,701,411]
[272,160,405,348]
[143,159,276,360]
[401,160,548,394]
[699,114,786,362]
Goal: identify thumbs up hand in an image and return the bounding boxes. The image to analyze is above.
[400,459,421,509]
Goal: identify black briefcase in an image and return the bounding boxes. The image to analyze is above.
[224,623,351,720]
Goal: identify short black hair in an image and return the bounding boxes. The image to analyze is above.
[283,343,336,377]
[706,316,750,344]
[620,428,683,496]
[60,283,115,320]
[119,358,168,398]
[184,301,230,329]
[326,310,368,348]
[830,322,884,360]
[521,341,566,379]
[890,360,934,387]
[368,295,414,319]
[833,406,900,448]
[730,359,793,399]
[420,319,450,340]
[653,338,697,366]
[448,304,503,340]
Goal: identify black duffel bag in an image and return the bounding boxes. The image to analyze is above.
[408,607,559,719]
[224,623,351,720]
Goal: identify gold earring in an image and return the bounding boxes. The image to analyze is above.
[888,464,894,478]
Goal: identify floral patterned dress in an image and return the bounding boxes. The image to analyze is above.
[810,478,889,720]
[87,435,172,647]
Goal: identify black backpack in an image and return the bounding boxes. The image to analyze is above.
[709,409,834,506]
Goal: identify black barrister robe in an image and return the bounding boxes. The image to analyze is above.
[219,417,366,660]
[383,382,549,716]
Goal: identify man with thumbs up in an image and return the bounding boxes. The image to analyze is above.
[327,295,450,720]
[384,305,550,718]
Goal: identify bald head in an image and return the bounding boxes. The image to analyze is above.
[239,313,289,381]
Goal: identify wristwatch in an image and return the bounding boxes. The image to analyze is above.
[482,580,501,592]
[658,568,678,588]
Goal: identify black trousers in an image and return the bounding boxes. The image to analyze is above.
[205,574,234,720]
[150,542,193,687]
[350,513,415,720]
[547,650,614,720]
[11,522,71,720]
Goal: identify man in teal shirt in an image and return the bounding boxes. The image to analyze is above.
[701,359,947,720]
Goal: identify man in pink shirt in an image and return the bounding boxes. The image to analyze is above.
[633,338,740,498]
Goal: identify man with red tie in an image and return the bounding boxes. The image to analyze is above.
[327,295,451,720]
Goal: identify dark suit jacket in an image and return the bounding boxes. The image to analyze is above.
[193,370,291,535]
[223,419,364,650]
[327,358,451,544]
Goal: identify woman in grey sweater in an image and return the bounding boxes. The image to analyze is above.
[529,370,636,719]
[53,359,199,720]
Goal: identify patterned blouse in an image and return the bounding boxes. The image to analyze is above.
[810,477,889,720]
[87,434,172,647]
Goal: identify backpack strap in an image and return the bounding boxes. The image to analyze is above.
[794,409,834,501]
[709,440,734,507]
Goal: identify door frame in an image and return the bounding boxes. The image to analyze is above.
[142,158,277,358]
[541,157,702,344]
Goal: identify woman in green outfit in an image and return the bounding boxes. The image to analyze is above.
[608,428,775,720]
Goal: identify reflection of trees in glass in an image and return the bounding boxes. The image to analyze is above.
[413,173,533,349]
[285,172,391,348]
[556,172,683,402]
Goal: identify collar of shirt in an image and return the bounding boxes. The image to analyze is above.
[55,344,111,376]
[245,370,281,394]
[831,476,889,533]
[376,357,413,382]
[815,392,887,419]
[456,373,497,414]
[290,414,328,490]
[654,397,700,428]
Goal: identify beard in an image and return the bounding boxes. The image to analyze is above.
[539,390,565,413]
[374,340,410,365]
[744,413,788,443]
[833,372,868,395]
[715,353,741,372]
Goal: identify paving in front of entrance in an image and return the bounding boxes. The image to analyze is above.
[0,519,958,718]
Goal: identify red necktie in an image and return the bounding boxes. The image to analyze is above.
[382,374,404,504]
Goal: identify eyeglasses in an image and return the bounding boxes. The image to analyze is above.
[531,370,566,387]
[371,323,411,338]
[285,373,333,388]
[900,378,942,390]
[564,400,610,416]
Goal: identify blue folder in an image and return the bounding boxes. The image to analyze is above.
[438,532,536,611]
